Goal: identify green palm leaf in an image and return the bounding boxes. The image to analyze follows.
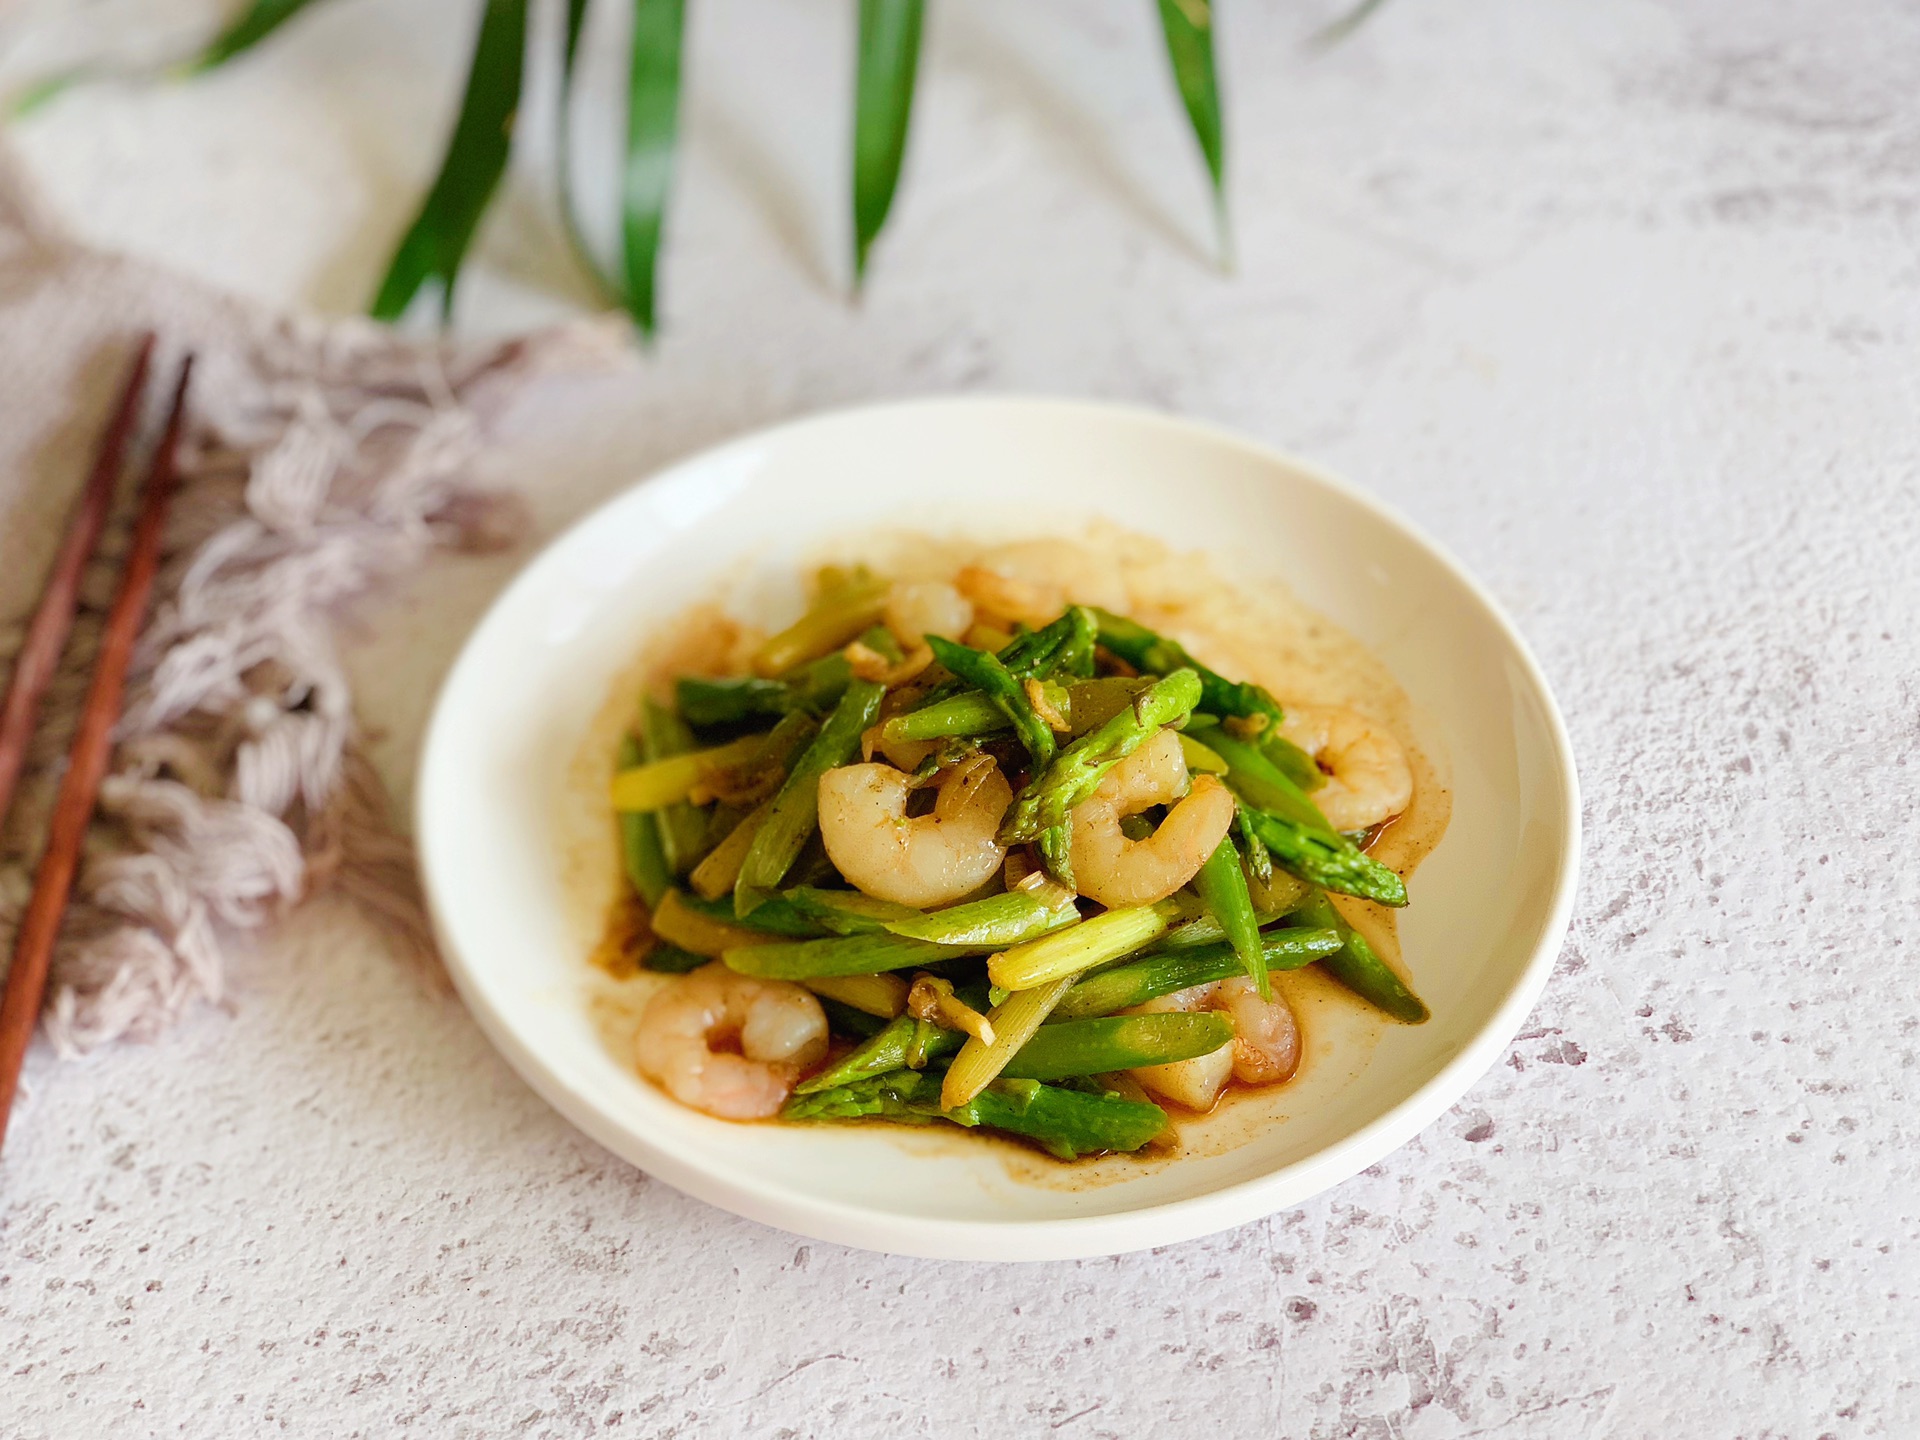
[851,0,926,285]
[621,0,688,335]
[193,0,328,72]
[1313,0,1392,47]
[370,0,528,322]
[557,0,616,301]
[557,0,688,336]
[1152,0,1227,258]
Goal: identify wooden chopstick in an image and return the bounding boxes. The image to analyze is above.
[0,333,155,825]
[0,353,193,1153]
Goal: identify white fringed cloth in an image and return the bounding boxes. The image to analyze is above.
[0,148,626,1057]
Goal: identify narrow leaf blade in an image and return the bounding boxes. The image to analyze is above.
[1153,0,1228,257]
[851,0,926,283]
[194,0,327,72]
[370,0,529,323]
[621,0,688,334]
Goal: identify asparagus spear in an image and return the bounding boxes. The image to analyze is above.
[883,889,1077,947]
[924,636,1055,770]
[753,574,890,676]
[1198,729,1342,842]
[724,931,959,980]
[676,623,901,730]
[651,889,782,956]
[987,905,1171,990]
[1191,833,1270,998]
[1240,808,1408,907]
[725,890,1075,978]
[674,674,791,728]
[641,942,708,974]
[999,668,1203,845]
[1289,889,1429,1024]
[1092,608,1279,730]
[941,976,1077,1108]
[640,700,711,875]
[1094,609,1326,786]
[782,886,920,934]
[816,997,891,1040]
[794,1014,964,1093]
[610,733,765,812]
[801,972,909,1019]
[910,606,1097,711]
[785,1069,1168,1160]
[615,736,672,906]
[999,1012,1233,1080]
[734,679,886,913]
[1051,927,1342,1019]
[672,889,830,937]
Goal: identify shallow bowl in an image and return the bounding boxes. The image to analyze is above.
[416,397,1579,1261]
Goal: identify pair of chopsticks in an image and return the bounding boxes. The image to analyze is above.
[0,334,194,1153]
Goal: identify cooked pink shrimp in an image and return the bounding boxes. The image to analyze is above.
[1129,978,1300,1110]
[817,757,1012,906]
[1067,729,1237,908]
[1279,705,1412,833]
[635,963,828,1119]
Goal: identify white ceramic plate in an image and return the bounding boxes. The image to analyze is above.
[416,398,1579,1261]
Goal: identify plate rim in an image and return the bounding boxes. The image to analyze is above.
[416,393,1582,1261]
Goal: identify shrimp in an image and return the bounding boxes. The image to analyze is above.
[817,756,1012,907]
[635,962,828,1119]
[1130,977,1301,1110]
[954,566,1065,631]
[1067,729,1236,908]
[885,580,974,648]
[1279,705,1413,833]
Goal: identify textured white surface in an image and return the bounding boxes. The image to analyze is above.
[4,0,1919,1434]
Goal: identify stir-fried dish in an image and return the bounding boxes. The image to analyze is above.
[607,559,1430,1161]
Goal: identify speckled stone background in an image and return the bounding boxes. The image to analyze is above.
[4,0,1918,1434]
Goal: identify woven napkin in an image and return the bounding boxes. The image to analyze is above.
[0,142,626,1058]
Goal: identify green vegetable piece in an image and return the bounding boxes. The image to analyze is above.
[735,679,886,913]
[1052,928,1342,1019]
[725,932,964,980]
[1234,807,1274,883]
[883,691,1007,744]
[924,636,1056,770]
[852,0,926,283]
[1290,890,1429,1024]
[1092,609,1277,733]
[370,0,528,322]
[783,887,921,935]
[782,1070,1168,1160]
[1240,808,1407,908]
[641,941,707,974]
[675,675,790,728]
[782,1067,937,1120]
[816,998,890,1041]
[727,892,1069,979]
[1201,729,1342,842]
[909,607,1098,716]
[616,736,671,906]
[1000,1013,1232,1081]
[794,1015,964,1094]
[673,890,829,939]
[954,1081,1169,1161]
[883,891,1078,948]
[1192,834,1269,998]
[641,699,709,875]
[1000,668,1202,845]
